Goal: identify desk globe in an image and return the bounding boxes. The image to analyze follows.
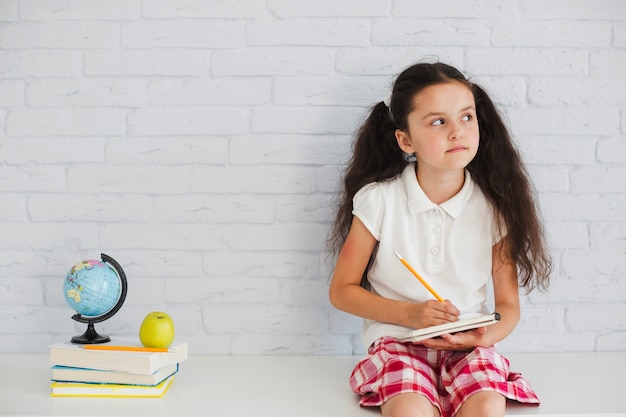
[63,254,127,344]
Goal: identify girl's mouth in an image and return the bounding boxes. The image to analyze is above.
[446,146,467,153]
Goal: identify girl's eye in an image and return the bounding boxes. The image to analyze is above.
[431,118,444,126]
[462,114,473,122]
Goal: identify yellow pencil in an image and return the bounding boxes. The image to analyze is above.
[394,251,445,302]
[81,345,169,353]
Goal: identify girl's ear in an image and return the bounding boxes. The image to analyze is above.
[395,129,415,154]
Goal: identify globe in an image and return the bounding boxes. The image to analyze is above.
[64,261,120,316]
[63,254,128,344]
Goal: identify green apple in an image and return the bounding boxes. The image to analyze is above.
[139,311,175,348]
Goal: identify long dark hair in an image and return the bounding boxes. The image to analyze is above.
[327,62,551,291]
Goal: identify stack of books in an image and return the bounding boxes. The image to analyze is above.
[48,340,188,398]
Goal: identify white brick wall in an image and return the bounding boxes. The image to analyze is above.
[0,0,624,354]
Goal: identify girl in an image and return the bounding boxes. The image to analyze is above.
[327,62,552,417]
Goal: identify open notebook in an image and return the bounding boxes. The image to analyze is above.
[398,313,501,343]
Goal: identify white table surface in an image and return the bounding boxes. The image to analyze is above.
[0,352,624,416]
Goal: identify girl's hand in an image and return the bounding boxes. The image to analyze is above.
[419,236,524,352]
[406,299,460,330]
[419,327,488,351]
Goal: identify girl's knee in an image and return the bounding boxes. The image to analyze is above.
[455,391,505,417]
[381,393,440,417]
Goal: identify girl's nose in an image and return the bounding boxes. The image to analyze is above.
[448,122,462,140]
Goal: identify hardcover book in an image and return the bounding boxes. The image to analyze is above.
[51,363,178,386]
[48,340,188,375]
[50,375,174,398]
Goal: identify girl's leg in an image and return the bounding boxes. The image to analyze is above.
[454,391,505,417]
[381,393,441,417]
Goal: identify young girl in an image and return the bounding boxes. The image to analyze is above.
[328,62,552,417]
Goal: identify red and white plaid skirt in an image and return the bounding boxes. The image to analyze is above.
[350,337,539,417]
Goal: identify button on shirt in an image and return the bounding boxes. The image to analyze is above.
[352,163,504,349]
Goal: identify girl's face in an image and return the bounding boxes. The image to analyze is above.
[395,81,479,175]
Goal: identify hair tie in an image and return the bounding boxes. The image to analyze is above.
[382,94,392,109]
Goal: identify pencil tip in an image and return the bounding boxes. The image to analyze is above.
[394,251,402,259]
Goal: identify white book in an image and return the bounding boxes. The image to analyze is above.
[398,313,501,343]
[48,339,188,375]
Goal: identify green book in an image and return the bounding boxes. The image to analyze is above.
[51,362,178,386]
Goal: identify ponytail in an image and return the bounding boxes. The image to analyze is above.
[347,102,407,191]
[327,101,407,256]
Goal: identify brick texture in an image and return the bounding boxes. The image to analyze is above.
[1,0,624,354]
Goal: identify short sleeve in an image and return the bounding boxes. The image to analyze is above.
[352,182,385,241]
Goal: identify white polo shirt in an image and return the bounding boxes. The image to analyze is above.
[353,163,503,349]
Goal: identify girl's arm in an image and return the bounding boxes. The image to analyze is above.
[486,236,521,344]
[329,217,459,330]
[421,237,521,350]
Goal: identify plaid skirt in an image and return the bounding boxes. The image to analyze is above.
[350,337,539,417]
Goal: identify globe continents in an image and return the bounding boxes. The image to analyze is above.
[64,260,121,317]
[64,254,128,344]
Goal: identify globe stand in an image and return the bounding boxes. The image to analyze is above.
[69,253,128,344]
[71,321,110,344]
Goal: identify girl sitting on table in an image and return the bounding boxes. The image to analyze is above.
[327,61,552,417]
